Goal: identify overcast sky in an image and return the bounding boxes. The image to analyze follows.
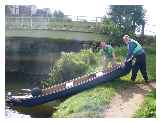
[5,0,157,35]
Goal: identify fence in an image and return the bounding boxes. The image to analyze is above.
[5,16,103,33]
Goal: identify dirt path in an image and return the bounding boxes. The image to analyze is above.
[104,81,156,118]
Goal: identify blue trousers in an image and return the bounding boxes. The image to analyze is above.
[131,52,148,81]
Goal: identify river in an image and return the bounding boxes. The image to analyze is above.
[5,37,90,118]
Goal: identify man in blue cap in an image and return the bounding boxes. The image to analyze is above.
[123,35,148,83]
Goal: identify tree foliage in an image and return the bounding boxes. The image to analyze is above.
[101,5,146,45]
[109,5,145,34]
[52,10,72,21]
[53,10,64,18]
[101,18,123,45]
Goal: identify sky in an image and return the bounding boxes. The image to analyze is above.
[5,0,158,35]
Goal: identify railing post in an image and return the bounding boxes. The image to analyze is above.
[30,16,32,30]
[21,16,23,28]
[47,17,49,29]
[96,17,98,33]
[77,16,78,21]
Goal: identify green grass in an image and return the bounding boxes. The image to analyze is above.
[53,79,136,118]
[134,90,156,118]
[52,46,156,118]
[53,84,115,117]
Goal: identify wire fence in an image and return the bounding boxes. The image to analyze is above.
[5,16,103,33]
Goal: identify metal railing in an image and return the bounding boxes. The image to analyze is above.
[5,16,103,33]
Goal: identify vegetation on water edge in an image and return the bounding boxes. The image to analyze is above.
[42,49,101,86]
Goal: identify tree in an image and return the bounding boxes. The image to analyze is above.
[52,10,72,22]
[5,5,12,16]
[101,17,123,45]
[108,5,145,35]
[53,10,64,18]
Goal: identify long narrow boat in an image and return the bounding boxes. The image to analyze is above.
[6,60,132,107]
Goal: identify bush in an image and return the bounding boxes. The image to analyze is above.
[46,49,100,85]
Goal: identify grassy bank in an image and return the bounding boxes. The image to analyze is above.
[52,46,156,117]
[53,79,135,118]
[53,84,115,117]
[134,90,156,117]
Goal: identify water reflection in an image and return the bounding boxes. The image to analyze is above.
[5,106,31,118]
[5,78,60,118]
[6,100,59,118]
[5,38,88,118]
